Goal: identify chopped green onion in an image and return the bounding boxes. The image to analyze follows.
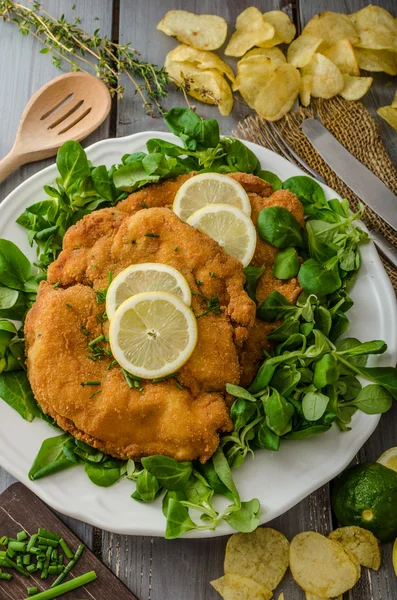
[144,233,159,238]
[23,554,31,565]
[80,381,101,387]
[6,547,15,558]
[48,565,59,575]
[29,546,40,555]
[51,549,58,561]
[17,531,28,542]
[27,587,38,596]
[17,555,23,567]
[27,534,38,552]
[3,556,30,576]
[37,560,44,571]
[89,335,105,347]
[24,570,97,600]
[26,564,37,573]
[0,572,12,580]
[9,540,27,552]
[38,537,58,548]
[58,539,73,560]
[0,536,8,546]
[38,529,60,542]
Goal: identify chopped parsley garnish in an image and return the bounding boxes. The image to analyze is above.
[145,233,160,238]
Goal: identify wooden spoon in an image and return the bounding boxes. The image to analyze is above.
[0,72,111,184]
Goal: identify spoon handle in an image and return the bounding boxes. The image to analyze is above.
[0,150,25,184]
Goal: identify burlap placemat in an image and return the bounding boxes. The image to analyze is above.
[234,97,397,292]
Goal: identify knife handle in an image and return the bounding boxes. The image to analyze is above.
[370,230,397,271]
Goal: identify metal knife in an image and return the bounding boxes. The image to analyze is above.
[301,118,397,232]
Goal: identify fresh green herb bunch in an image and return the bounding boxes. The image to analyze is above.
[0,0,168,115]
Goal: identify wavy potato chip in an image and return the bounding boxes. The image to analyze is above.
[322,39,360,76]
[243,47,286,64]
[301,11,359,51]
[377,106,397,131]
[165,56,233,116]
[300,75,312,107]
[234,55,280,106]
[354,47,397,76]
[255,64,300,121]
[339,74,373,101]
[211,574,273,600]
[329,526,381,570]
[301,53,344,99]
[349,6,397,52]
[259,10,296,47]
[167,44,235,83]
[157,10,227,51]
[290,532,359,598]
[225,7,275,57]
[287,35,323,68]
[224,528,289,590]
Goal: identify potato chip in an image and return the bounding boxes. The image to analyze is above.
[224,528,289,590]
[157,10,227,51]
[322,39,360,76]
[278,594,285,600]
[300,75,312,107]
[225,7,275,57]
[287,35,323,68]
[255,64,300,121]
[349,6,397,52]
[166,44,235,83]
[234,55,279,107]
[243,47,286,64]
[165,56,233,116]
[210,574,273,600]
[259,10,296,47]
[339,74,373,101]
[290,532,359,597]
[378,106,397,132]
[354,47,397,76]
[301,12,359,51]
[329,526,381,570]
[301,53,344,99]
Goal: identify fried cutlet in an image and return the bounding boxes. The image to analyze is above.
[27,171,304,462]
[25,208,256,463]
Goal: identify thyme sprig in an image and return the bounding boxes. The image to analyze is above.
[0,0,168,115]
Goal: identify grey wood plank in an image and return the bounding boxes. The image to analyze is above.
[116,0,294,137]
[298,0,397,166]
[0,0,114,549]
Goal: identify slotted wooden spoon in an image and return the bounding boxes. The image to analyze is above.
[0,72,111,184]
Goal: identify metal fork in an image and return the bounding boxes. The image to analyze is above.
[259,121,397,269]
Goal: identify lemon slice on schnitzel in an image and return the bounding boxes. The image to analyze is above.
[187,204,257,267]
[173,173,251,221]
[109,291,198,379]
[106,263,191,319]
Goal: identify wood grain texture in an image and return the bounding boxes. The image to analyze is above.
[0,482,137,600]
[0,0,114,549]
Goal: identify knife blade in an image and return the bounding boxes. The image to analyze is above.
[301,118,397,232]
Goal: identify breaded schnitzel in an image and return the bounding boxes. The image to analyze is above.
[26,171,304,463]
[26,207,256,463]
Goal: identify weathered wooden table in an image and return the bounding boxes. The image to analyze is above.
[0,1,396,598]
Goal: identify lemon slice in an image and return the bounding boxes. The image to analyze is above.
[173,173,251,221]
[109,291,198,379]
[106,263,191,320]
[377,447,397,473]
[187,204,257,267]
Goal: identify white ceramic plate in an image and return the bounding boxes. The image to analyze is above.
[0,132,396,538]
